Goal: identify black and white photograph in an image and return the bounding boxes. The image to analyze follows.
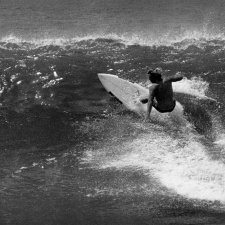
[0,0,225,224]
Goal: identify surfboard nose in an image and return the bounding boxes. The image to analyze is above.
[97,73,104,78]
[98,73,105,80]
[98,73,118,79]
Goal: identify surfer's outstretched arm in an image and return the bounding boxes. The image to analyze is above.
[164,74,183,83]
[145,85,158,121]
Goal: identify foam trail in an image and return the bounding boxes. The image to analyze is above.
[101,135,225,202]
[83,112,225,203]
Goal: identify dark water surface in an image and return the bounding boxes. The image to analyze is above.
[0,1,225,225]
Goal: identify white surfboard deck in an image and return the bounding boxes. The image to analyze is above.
[98,73,151,116]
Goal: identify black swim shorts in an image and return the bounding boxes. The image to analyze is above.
[152,99,176,113]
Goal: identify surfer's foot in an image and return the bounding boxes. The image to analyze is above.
[140,98,148,104]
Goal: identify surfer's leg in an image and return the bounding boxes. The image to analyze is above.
[152,99,163,112]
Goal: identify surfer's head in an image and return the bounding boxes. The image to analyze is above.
[147,68,163,83]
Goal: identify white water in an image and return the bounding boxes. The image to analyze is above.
[172,76,216,101]
[83,103,225,204]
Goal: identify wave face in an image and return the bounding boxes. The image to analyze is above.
[0,37,224,113]
[0,37,225,199]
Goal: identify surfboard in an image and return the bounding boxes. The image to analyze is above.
[98,73,150,115]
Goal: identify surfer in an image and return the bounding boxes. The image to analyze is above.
[141,68,183,121]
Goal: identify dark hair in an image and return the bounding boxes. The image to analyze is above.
[147,70,162,83]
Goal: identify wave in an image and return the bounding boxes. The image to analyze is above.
[2,30,225,48]
[0,32,220,115]
[1,29,225,205]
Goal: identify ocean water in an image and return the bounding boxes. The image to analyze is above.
[1,1,225,225]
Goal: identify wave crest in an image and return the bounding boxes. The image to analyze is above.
[2,30,225,49]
